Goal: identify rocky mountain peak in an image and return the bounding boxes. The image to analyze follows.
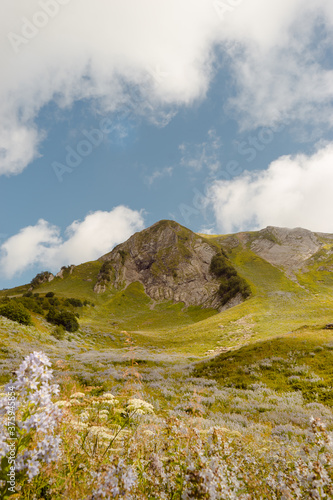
[93,220,248,310]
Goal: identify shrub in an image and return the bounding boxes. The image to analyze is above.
[98,261,114,283]
[46,308,79,332]
[52,325,66,340]
[41,298,51,310]
[64,298,83,308]
[45,292,55,298]
[16,297,44,315]
[48,297,60,306]
[0,301,32,325]
[210,253,251,305]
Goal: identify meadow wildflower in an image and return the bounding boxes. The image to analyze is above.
[0,351,62,487]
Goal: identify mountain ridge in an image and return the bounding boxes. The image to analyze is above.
[1,220,333,360]
[5,221,333,299]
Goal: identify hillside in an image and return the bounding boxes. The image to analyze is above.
[1,222,333,362]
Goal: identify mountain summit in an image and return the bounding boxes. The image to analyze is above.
[93,220,249,310]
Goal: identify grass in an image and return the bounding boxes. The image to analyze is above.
[2,343,333,499]
[194,328,333,403]
[35,261,102,300]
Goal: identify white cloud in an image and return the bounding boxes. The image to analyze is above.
[1,0,333,175]
[0,124,43,175]
[0,206,144,278]
[208,142,333,233]
[145,166,173,186]
[221,0,333,130]
[0,0,220,175]
[180,129,222,173]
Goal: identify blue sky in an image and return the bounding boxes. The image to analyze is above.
[1,0,333,289]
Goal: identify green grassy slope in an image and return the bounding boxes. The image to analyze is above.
[35,262,102,299]
[163,234,333,355]
[2,227,333,359]
[193,328,333,405]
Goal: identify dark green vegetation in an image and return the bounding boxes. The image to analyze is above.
[0,291,91,332]
[46,308,79,332]
[97,261,114,285]
[210,252,251,305]
[0,300,32,325]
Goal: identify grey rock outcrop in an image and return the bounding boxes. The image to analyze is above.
[94,220,237,310]
[221,226,333,281]
[249,227,322,278]
[56,265,75,279]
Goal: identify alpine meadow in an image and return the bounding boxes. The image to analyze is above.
[1,221,333,498]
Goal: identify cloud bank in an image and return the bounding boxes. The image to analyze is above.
[0,206,144,278]
[208,142,333,233]
[1,0,333,175]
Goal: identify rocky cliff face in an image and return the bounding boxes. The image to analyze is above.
[221,226,333,281]
[94,220,242,310]
[250,227,323,276]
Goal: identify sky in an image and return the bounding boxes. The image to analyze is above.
[1,0,333,289]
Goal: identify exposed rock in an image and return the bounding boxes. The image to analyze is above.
[249,227,322,276]
[219,292,243,311]
[94,220,246,310]
[56,265,75,279]
[30,271,54,289]
[94,283,107,294]
[223,226,332,281]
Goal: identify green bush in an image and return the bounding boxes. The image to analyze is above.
[0,301,32,325]
[210,253,251,306]
[51,325,66,340]
[16,297,44,315]
[46,307,79,332]
[48,297,60,306]
[64,298,83,308]
[98,261,114,283]
[41,298,51,310]
[45,292,55,298]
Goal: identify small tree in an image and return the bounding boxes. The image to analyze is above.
[46,308,79,332]
[0,301,32,325]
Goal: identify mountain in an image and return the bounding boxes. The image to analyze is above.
[217,225,333,282]
[93,220,249,310]
[1,221,333,363]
